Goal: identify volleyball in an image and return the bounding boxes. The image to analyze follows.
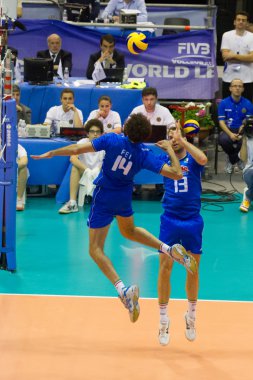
[183,119,200,135]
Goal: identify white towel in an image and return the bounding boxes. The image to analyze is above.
[78,167,100,206]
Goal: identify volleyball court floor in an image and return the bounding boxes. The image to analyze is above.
[0,189,252,380]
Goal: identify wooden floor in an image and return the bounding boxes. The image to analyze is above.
[0,191,252,380]
[0,295,252,380]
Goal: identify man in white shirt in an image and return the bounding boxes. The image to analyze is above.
[221,11,253,100]
[102,0,148,23]
[130,87,175,130]
[59,119,105,214]
[44,89,83,134]
[130,87,175,195]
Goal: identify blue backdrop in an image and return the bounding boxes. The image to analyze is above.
[9,19,218,100]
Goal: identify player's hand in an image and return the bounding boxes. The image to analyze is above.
[66,104,76,112]
[30,151,54,160]
[98,110,106,118]
[229,132,240,142]
[155,139,173,151]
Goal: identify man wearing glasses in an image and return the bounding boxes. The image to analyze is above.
[218,79,253,174]
[59,119,105,213]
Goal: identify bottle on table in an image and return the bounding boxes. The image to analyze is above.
[123,67,128,83]
[18,119,27,137]
[62,9,68,22]
[63,67,69,82]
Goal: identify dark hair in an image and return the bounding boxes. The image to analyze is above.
[85,118,104,134]
[98,95,112,104]
[235,11,249,20]
[124,113,152,143]
[60,89,75,98]
[100,34,115,46]
[13,84,20,93]
[142,87,158,98]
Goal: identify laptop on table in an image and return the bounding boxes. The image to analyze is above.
[100,68,124,83]
[145,125,167,143]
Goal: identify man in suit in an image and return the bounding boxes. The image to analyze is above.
[86,34,125,79]
[37,34,72,76]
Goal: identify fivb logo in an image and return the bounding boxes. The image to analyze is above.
[178,43,210,56]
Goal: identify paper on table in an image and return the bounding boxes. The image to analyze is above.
[92,61,106,83]
[73,79,95,87]
[120,9,140,15]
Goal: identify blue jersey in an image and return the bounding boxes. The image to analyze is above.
[159,152,204,219]
[92,133,166,190]
[218,96,253,131]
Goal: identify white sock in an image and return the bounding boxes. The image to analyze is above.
[114,279,125,297]
[159,302,169,324]
[69,199,77,206]
[159,243,171,255]
[187,300,197,320]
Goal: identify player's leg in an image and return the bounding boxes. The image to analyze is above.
[59,166,84,214]
[116,215,197,274]
[158,254,173,346]
[157,213,178,346]
[185,252,201,342]
[89,225,140,323]
[89,224,119,283]
[182,216,203,341]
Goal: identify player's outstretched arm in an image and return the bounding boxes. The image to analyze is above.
[156,139,182,180]
[31,142,95,160]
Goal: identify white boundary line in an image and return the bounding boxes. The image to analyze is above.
[0,293,252,303]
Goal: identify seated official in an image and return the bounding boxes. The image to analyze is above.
[218,79,253,174]
[86,34,125,80]
[12,84,32,124]
[59,119,105,214]
[37,34,72,77]
[44,89,83,133]
[66,0,100,21]
[86,95,122,134]
[102,0,148,23]
[16,144,28,212]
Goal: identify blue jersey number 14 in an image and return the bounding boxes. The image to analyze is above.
[112,155,133,175]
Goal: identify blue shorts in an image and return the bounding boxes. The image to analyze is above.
[87,186,134,229]
[159,212,204,254]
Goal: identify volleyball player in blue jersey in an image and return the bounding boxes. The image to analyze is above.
[157,125,207,345]
[32,114,197,323]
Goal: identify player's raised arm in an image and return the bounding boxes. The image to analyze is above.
[31,142,95,160]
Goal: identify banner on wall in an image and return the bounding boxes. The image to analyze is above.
[8,19,218,100]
